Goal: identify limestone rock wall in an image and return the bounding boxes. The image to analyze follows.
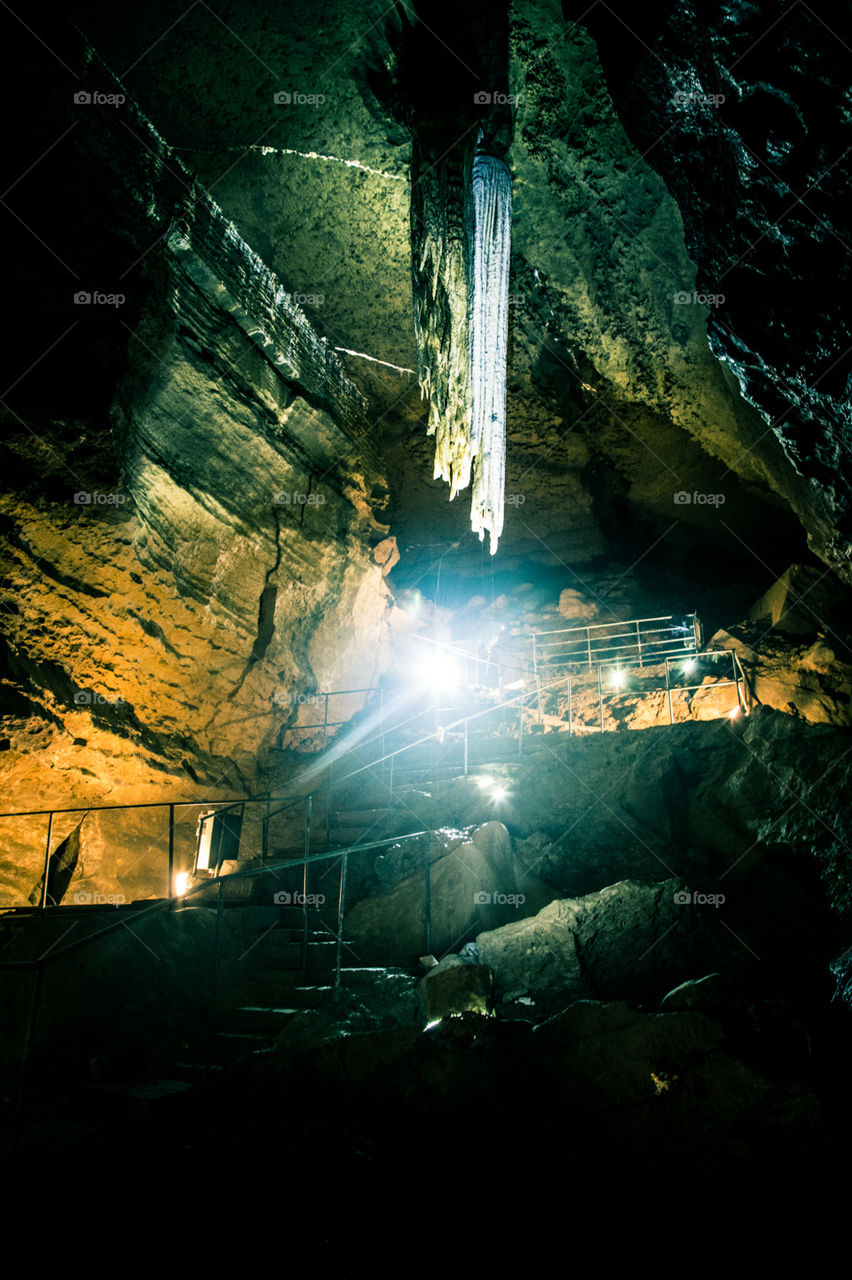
[0,42,394,858]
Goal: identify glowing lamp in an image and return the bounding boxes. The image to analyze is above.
[418,651,460,692]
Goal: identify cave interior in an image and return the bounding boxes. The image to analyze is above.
[1,0,852,1208]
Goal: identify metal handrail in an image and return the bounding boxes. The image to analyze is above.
[1,824,429,1152]
[531,612,701,673]
[0,635,744,914]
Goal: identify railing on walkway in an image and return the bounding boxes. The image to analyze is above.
[0,640,750,914]
[276,614,704,753]
[0,827,430,1152]
[531,613,702,675]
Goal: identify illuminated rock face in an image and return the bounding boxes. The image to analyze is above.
[0,53,394,822]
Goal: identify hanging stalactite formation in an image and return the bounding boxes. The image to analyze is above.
[410,133,475,498]
[468,152,512,554]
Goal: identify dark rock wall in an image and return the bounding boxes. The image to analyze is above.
[571,0,852,579]
[0,36,394,830]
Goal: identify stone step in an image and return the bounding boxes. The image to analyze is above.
[83,1077,199,1113]
[213,1004,302,1033]
[215,982,336,1009]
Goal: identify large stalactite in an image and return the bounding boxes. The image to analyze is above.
[403,0,513,554]
[410,142,513,554]
[469,152,512,554]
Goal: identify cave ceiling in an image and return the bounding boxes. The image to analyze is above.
[6,0,850,586]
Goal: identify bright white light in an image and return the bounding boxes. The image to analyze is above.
[418,651,460,691]
[610,668,626,688]
[683,659,696,674]
[729,706,741,719]
[175,871,190,897]
[491,786,508,804]
[476,775,495,790]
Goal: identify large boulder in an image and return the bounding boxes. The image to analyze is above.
[475,898,588,1014]
[475,878,738,1012]
[746,565,849,639]
[419,956,493,1021]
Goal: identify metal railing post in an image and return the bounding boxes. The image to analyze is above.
[326,758,334,846]
[167,804,175,898]
[207,877,225,1080]
[380,687,386,779]
[334,849,348,991]
[732,651,745,714]
[262,796,270,891]
[425,839,431,956]
[302,795,312,974]
[39,813,54,910]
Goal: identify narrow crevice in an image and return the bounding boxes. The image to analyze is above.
[227,508,284,704]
